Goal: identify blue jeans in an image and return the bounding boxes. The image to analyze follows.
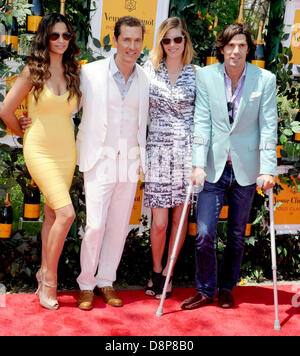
[195,163,256,298]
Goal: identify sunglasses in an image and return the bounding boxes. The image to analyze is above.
[161,35,185,45]
[49,32,72,41]
[227,102,234,125]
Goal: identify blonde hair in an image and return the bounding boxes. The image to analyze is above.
[151,17,195,70]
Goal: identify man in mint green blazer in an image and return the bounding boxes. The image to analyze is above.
[181,23,277,310]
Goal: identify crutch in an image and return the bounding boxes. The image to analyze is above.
[257,178,281,331]
[156,177,204,317]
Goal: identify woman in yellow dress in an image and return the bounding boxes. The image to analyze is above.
[0,13,81,310]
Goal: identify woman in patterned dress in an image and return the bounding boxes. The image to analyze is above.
[144,17,197,299]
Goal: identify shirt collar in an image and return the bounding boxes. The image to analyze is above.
[110,54,137,77]
[223,63,247,82]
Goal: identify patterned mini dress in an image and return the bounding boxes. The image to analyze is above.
[144,60,196,208]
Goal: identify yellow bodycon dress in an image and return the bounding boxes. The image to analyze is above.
[23,84,77,210]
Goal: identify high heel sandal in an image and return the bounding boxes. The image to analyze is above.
[39,279,59,311]
[145,271,162,297]
[155,275,172,300]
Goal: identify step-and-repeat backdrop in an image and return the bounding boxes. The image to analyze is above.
[283,0,300,76]
[89,0,170,54]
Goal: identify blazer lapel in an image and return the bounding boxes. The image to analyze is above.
[136,65,146,129]
[101,58,111,129]
[217,63,231,130]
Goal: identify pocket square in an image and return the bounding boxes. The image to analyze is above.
[250,92,262,99]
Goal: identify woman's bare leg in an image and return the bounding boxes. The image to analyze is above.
[39,204,56,276]
[150,208,169,273]
[42,204,75,301]
[162,204,190,277]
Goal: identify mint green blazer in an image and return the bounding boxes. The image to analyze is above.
[192,62,278,186]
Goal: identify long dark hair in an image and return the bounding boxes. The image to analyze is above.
[27,13,81,103]
[215,23,256,63]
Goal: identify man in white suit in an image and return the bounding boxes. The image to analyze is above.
[76,16,149,310]
[181,23,277,310]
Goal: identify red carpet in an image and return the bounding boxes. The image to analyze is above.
[0,285,299,336]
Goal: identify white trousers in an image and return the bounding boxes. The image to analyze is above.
[77,155,139,290]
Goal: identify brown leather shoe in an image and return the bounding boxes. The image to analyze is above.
[218,289,234,309]
[180,293,214,310]
[97,286,123,307]
[77,290,94,310]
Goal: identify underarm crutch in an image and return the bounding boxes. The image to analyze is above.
[156,177,204,317]
[257,178,281,331]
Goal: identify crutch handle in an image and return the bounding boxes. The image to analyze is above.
[256,178,270,192]
[192,172,205,193]
[256,177,273,195]
[256,178,264,188]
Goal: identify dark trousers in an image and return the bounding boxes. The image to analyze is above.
[195,163,256,298]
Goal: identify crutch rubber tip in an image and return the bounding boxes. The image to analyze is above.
[156,307,163,317]
[274,320,281,331]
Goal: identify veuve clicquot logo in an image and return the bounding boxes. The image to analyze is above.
[27,0,44,33]
[0,193,13,239]
[23,179,40,221]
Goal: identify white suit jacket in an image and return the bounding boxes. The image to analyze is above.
[77,57,149,173]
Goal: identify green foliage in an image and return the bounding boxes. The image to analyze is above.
[218,192,300,283]
[169,0,238,65]
[0,145,26,196]
[0,0,32,30]
[42,0,93,44]
[276,42,300,187]
[58,235,82,290]
[243,233,300,282]
[265,0,285,74]
[0,232,41,291]
[117,218,152,287]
